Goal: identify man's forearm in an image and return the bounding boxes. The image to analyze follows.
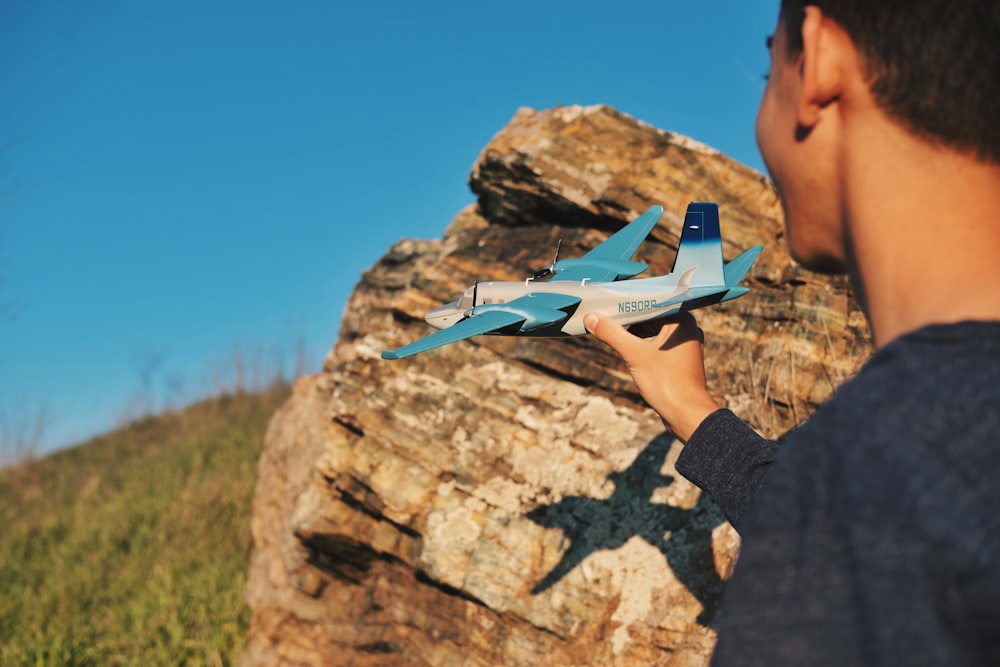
[675,409,780,532]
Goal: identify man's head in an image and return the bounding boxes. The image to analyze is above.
[756,1,1000,273]
[778,0,1000,165]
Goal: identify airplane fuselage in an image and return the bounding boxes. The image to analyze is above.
[425,273,701,337]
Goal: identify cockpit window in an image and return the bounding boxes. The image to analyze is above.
[457,287,475,310]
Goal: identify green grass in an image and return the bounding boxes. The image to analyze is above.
[0,385,290,667]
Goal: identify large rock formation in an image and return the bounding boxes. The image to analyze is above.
[241,105,872,666]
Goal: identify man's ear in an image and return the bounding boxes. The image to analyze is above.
[797,6,851,128]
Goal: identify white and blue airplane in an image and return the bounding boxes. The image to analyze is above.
[382,202,762,360]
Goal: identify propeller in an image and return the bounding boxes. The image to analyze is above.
[531,239,562,280]
[461,280,479,321]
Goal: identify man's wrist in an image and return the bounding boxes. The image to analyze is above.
[663,394,719,443]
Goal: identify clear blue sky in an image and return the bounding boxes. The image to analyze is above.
[0,1,778,453]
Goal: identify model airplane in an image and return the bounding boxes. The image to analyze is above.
[382,202,762,360]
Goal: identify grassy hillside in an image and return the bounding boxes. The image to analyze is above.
[0,384,291,667]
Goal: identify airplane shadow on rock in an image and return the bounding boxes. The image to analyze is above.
[526,434,726,627]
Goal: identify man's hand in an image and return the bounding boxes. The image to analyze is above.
[584,311,719,442]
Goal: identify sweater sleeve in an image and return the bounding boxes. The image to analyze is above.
[674,408,780,532]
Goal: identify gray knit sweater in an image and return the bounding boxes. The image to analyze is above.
[676,321,1000,666]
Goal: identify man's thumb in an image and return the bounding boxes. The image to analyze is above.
[584,312,634,355]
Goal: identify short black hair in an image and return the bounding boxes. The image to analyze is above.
[779,0,1000,165]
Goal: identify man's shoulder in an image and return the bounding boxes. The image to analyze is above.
[781,320,1000,520]
[815,320,1000,429]
[714,320,1000,666]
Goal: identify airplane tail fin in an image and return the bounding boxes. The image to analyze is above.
[671,202,725,286]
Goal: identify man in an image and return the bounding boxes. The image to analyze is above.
[584,1,1000,664]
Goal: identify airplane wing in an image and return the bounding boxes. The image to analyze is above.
[550,205,663,283]
[382,310,525,360]
[382,292,581,360]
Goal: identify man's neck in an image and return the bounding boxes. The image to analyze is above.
[842,123,1000,348]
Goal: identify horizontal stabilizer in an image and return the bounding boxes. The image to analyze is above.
[723,245,763,285]
[719,286,749,302]
[382,310,525,360]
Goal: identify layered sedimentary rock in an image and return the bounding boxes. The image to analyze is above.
[242,105,871,666]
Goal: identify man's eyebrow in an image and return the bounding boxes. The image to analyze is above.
[766,34,774,49]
